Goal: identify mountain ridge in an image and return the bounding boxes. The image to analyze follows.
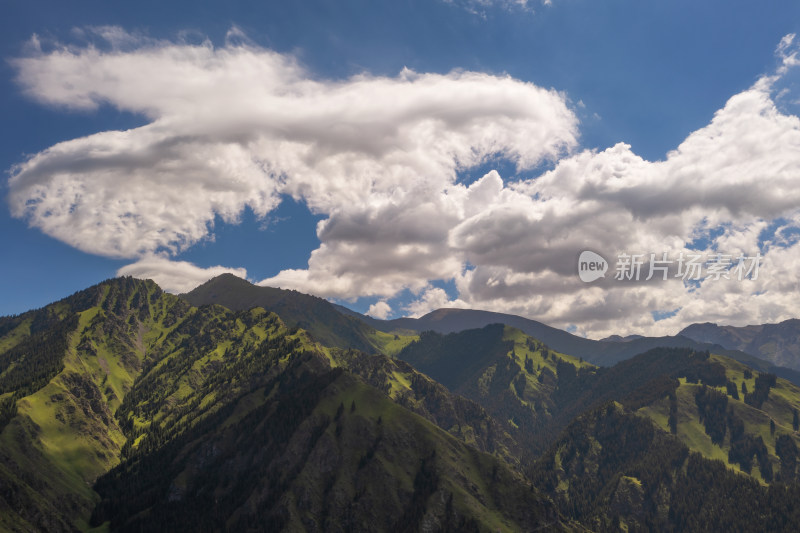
[338,304,800,385]
[183,274,411,356]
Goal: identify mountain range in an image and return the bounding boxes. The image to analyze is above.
[3,274,800,531]
[680,320,800,371]
[336,302,800,386]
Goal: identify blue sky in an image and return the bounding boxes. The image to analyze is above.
[3,0,800,338]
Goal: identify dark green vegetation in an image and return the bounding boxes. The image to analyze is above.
[92,369,560,532]
[530,402,800,532]
[5,275,800,531]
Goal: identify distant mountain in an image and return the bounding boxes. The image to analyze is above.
[342,306,800,385]
[600,334,644,342]
[338,307,718,365]
[184,274,409,356]
[681,319,800,371]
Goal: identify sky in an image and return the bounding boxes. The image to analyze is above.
[3,0,800,339]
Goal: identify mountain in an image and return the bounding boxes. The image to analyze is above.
[92,368,563,532]
[393,324,800,528]
[345,306,800,385]
[394,326,800,482]
[0,278,566,531]
[6,276,800,531]
[184,274,413,356]
[681,319,800,371]
[599,334,644,342]
[394,324,593,453]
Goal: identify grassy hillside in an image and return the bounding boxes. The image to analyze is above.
[398,326,800,483]
[396,324,594,452]
[330,347,520,466]
[636,354,800,482]
[0,277,188,532]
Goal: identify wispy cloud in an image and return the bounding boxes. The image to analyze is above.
[442,0,545,17]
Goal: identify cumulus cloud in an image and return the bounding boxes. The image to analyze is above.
[367,301,392,320]
[401,33,800,337]
[116,255,247,293]
[10,28,800,339]
[404,286,470,318]
[9,28,577,262]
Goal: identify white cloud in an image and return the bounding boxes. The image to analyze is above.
[116,255,247,294]
[398,34,800,337]
[367,301,392,320]
[9,29,577,262]
[10,28,800,340]
[404,286,470,318]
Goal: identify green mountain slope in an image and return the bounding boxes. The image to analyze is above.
[396,324,595,452]
[92,367,566,532]
[397,326,800,482]
[183,274,414,356]
[530,402,800,531]
[0,278,565,531]
[635,354,800,482]
[0,277,187,532]
[331,347,520,466]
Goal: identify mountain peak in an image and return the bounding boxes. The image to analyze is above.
[182,275,382,353]
[188,272,253,294]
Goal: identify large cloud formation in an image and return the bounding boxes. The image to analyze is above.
[9,28,800,338]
